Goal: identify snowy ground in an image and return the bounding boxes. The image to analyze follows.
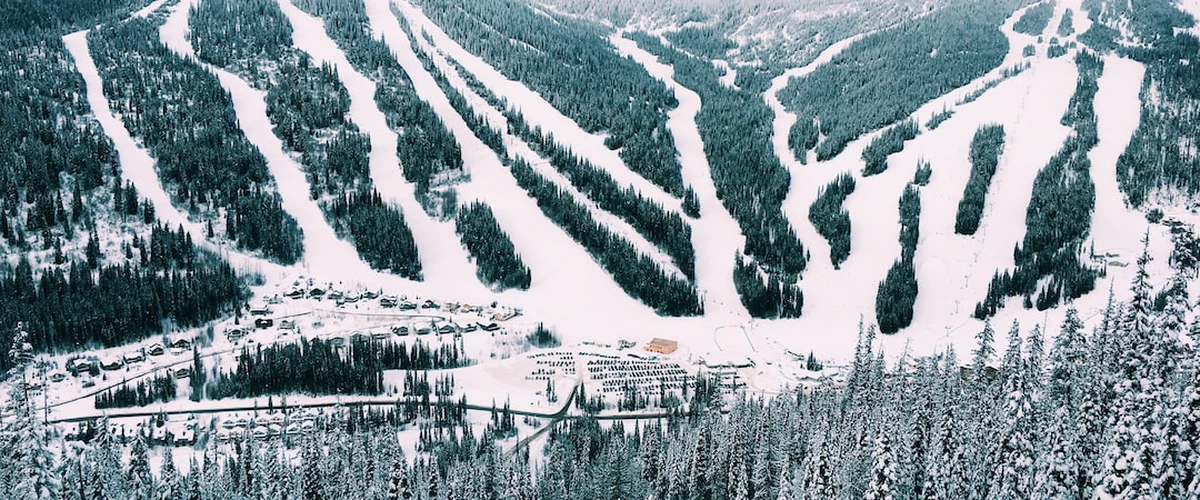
[43,0,1177,435]
[610,32,751,322]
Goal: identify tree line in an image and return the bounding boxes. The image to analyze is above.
[412,0,686,196]
[625,32,807,317]
[861,119,920,177]
[876,178,923,333]
[954,124,1006,235]
[809,172,856,268]
[779,0,1021,161]
[455,202,531,291]
[977,51,1103,318]
[88,19,303,263]
[8,241,1200,500]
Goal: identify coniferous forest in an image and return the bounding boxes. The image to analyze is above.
[6,245,1200,500]
[779,0,1021,161]
[88,19,304,264]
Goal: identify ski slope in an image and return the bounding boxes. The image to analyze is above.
[157,0,437,295]
[62,29,279,278]
[392,0,685,214]
[611,32,751,322]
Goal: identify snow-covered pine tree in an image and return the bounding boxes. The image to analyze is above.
[990,357,1034,499]
[126,435,153,500]
[972,320,996,380]
[864,434,897,500]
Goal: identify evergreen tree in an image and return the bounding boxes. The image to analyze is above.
[864,434,897,500]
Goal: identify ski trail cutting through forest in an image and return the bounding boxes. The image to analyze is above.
[271,0,494,297]
[156,0,425,293]
[360,0,664,326]
[63,30,279,278]
[1088,55,1149,256]
[764,33,869,276]
[611,32,750,322]
[132,0,170,18]
[391,0,685,215]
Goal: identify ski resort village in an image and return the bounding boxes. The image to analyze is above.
[4,0,1200,497]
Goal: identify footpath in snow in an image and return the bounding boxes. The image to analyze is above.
[62,29,279,278]
[392,0,684,214]
[611,32,750,322]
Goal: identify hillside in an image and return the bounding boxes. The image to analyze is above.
[2,0,1200,496]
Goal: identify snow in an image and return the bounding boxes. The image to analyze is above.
[61,30,279,278]
[611,32,751,321]
[1088,56,1152,265]
[392,0,685,214]
[1177,0,1200,38]
[361,0,667,323]
[712,59,739,89]
[765,32,871,269]
[132,0,170,19]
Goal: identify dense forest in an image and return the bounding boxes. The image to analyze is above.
[506,111,697,279]
[188,0,425,280]
[626,32,806,317]
[1100,0,1200,207]
[405,33,702,315]
[954,124,1007,235]
[977,51,1102,317]
[411,0,686,196]
[0,225,244,372]
[87,19,303,263]
[290,0,463,201]
[454,203,531,291]
[809,173,857,268]
[876,180,923,333]
[779,0,1021,161]
[861,120,920,177]
[1012,0,1056,36]
[7,245,1200,500]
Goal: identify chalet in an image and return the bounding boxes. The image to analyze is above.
[100,357,124,371]
[477,322,501,332]
[328,337,346,347]
[81,378,95,388]
[398,300,418,310]
[340,293,360,304]
[279,320,296,333]
[248,303,271,316]
[372,330,390,340]
[379,296,398,308]
[266,294,284,305]
[171,427,195,446]
[392,325,410,336]
[492,310,521,322]
[328,290,344,301]
[462,323,479,333]
[644,338,679,355]
[124,350,146,364]
[284,288,305,299]
[460,303,482,313]
[170,338,192,350]
[48,371,66,383]
[421,299,440,309]
[254,318,275,329]
[350,331,369,343]
[147,343,165,357]
[70,359,94,373]
[308,287,326,298]
[226,328,246,341]
[438,324,456,335]
[173,367,192,379]
[415,326,432,335]
[362,290,379,300]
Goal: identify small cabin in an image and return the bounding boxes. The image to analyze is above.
[248,303,271,316]
[170,338,192,350]
[644,338,679,355]
[99,358,123,371]
[147,343,165,356]
[379,296,398,308]
[255,318,275,329]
